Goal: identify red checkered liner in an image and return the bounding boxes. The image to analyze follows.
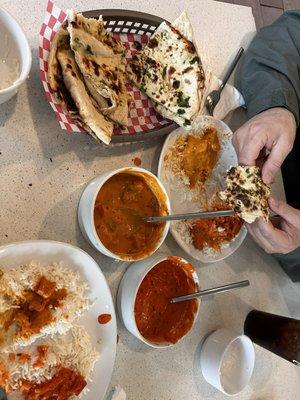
[39,0,170,136]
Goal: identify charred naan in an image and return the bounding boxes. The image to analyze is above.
[68,11,130,126]
[219,166,271,223]
[57,46,114,144]
[127,12,205,128]
[47,24,79,116]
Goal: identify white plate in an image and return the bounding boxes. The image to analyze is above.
[0,240,116,400]
[158,115,247,263]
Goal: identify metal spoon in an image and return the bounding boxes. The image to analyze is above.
[170,280,250,303]
[144,209,234,223]
[205,47,244,116]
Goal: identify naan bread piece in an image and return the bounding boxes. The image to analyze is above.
[154,102,187,127]
[68,11,124,53]
[68,11,130,126]
[127,12,205,127]
[172,11,194,42]
[47,23,79,116]
[47,23,69,92]
[218,166,271,224]
[56,46,114,144]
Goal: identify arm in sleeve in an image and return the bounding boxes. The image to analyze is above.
[239,10,300,126]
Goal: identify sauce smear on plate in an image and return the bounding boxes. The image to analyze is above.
[134,257,199,344]
[98,314,112,324]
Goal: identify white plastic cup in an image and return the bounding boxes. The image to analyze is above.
[200,328,255,396]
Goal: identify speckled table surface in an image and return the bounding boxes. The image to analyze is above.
[0,0,299,399]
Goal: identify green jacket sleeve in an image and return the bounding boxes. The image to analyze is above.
[239,10,300,126]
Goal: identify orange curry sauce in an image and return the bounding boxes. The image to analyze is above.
[94,172,165,258]
[181,127,221,188]
[21,367,86,400]
[134,257,199,344]
[3,276,67,340]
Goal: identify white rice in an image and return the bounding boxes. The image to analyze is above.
[51,325,99,381]
[2,326,99,399]
[0,262,90,351]
[3,348,59,391]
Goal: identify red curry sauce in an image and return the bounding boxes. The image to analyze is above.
[94,172,165,258]
[22,367,86,400]
[190,215,243,251]
[134,257,199,344]
[189,201,243,252]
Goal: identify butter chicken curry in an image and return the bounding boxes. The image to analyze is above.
[94,171,166,259]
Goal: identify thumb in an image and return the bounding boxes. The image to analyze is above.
[269,197,300,226]
[262,140,290,184]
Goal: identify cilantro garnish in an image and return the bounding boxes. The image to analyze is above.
[177,91,190,108]
[190,56,199,65]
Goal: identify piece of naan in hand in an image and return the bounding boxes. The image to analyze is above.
[57,46,114,144]
[127,12,205,128]
[218,166,271,224]
[67,11,130,127]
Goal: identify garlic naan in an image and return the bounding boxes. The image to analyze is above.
[68,11,130,127]
[57,46,114,144]
[127,12,205,128]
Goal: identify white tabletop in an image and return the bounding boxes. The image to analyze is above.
[0,0,299,399]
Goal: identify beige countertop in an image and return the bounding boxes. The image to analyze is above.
[0,0,299,399]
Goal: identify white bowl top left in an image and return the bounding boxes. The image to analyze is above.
[0,240,117,400]
[0,8,32,103]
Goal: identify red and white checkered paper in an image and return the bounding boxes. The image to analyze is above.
[39,0,170,136]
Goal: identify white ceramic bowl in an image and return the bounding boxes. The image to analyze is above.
[0,8,32,104]
[78,167,171,261]
[117,254,200,348]
[200,328,255,396]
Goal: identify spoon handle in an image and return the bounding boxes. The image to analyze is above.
[170,280,250,303]
[145,209,234,223]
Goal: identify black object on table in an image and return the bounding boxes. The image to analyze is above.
[244,309,300,366]
[0,388,7,400]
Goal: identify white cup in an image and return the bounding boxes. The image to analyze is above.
[200,328,255,396]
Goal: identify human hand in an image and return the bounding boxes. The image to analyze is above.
[247,197,300,254]
[233,108,296,184]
